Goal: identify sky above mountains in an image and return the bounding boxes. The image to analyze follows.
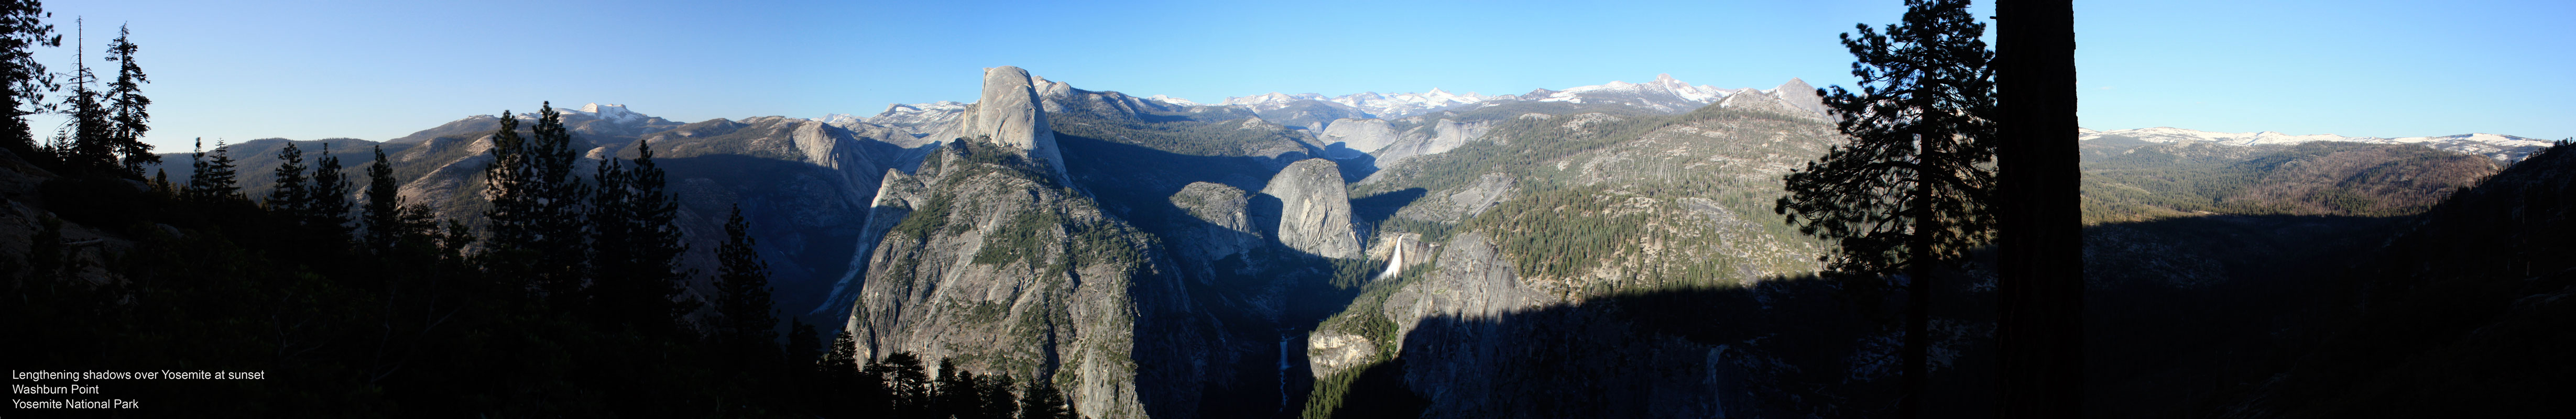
[28,0,2573,152]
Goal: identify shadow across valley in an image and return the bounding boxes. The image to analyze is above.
[1312,214,2420,418]
[1055,130,1359,418]
[2076,214,2408,418]
[1324,269,2001,418]
[652,154,875,330]
[1347,188,1425,231]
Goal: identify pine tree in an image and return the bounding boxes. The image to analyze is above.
[588,138,694,333]
[103,24,150,178]
[309,142,353,238]
[787,318,821,369]
[0,1,56,163]
[266,141,309,214]
[714,204,779,359]
[783,318,824,414]
[873,352,932,419]
[1019,380,1074,419]
[586,153,637,317]
[933,359,979,419]
[627,138,687,310]
[184,138,238,202]
[1772,1,1997,417]
[978,374,1018,419]
[482,107,587,298]
[483,109,536,248]
[821,330,859,378]
[526,104,587,289]
[57,18,108,174]
[364,145,408,252]
[832,335,888,418]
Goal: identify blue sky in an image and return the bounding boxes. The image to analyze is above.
[30,0,2574,152]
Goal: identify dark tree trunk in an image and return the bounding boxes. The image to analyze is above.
[1902,174,1937,419]
[1995,0,2083,417]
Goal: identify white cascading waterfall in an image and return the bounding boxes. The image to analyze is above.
[1374,240,1405,280]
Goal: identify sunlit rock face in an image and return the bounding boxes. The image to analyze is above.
[1260,158,1359,259]
[926,65,1071,182]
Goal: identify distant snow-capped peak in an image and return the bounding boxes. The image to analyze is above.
[1530,74,1754,112]
[868,101,965,119]
[1218,92,1327,108]
[1213,73,1802,118]
[2081,126,2556,162]
[1143,94,1200,106]
[556,103,645,122]
[861,101,967,133]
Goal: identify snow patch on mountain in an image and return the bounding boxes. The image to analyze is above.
[1144,94,1200,106]
[1210,74,1829,119]
[551,103,646,123]
[1532,73,1737,109]
[2082,127,2557,162]
[865,101,968,134]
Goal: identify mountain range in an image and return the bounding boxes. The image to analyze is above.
[2080,126,2555,162]
[95,65,2564,418]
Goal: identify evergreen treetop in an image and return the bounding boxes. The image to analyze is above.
[0,1,57,162]
[104,23,149,177]
[364,144,406,251]
[309,142,352,236]
[1772,1,1998,417]
[265,141,308,213]
[714,204,778,359]
[55,17,108,174]
[184,137,238,202]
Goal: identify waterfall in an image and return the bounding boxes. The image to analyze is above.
[1374,241,1405,280]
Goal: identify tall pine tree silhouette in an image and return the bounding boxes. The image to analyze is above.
[526,104,587,293]
[715,204,779,361]
[933,358,978,419]
[1773,1,1998,416]
[309,142,353,238]
[590,138,693,332]
[56,18,109,174]
[874,352,932,418]
[587,149,638,318]
[483,110,534,247]
[0,1,56,163]
[978,374,1019,419]
[184,137,237,202]
[266,141,309,213]
[103,23,150,177]
[1019,379,1076,419]
[363,144,411,252]
[626,138,686,305]
[482,106,587,300]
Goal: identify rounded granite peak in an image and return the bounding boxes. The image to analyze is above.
[958,65,1068,181]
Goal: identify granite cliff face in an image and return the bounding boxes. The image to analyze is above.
[1317,117,1496,166]
[865,101,968,136]
[1767,78,1829,117]
[848,140,1179,418]
[1300,102,1865,417]
[928,66,1071,182]
[844,67,1273,419]
[1259,159,1360,260]
[1166,182,1261,274]
[632,116,929,321]
[181,106,937,328]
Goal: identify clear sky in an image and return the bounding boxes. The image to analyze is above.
[27,0,2574,152]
